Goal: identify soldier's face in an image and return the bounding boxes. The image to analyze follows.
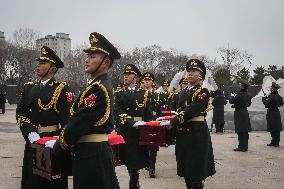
[124,73,136,85]
[187,69,202,84]
[144,80,153,88]
[162,86,168,91]
[84,53,105,74]
[36,61,52,77]
[181,83,188,90]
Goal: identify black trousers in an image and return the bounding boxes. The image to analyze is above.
[127,168,140,189]
[184,178,204,189]
[0,104,4,114]
[215,123,224,132]
[270,131,280,145]
[148,147,158,176]
[237,132,249,150]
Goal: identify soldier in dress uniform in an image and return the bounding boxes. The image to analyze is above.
[262,82,283,147]
[229,79,252,152]
[172,78,189,111]
[16,46,73,189]
[139,78,146,89]
[165,58,216,189]
[115,64,153,189]
[212,89,227,133]
[114,83,124,93]
[141,72,161,178]
[52,32,121,189]
[160,80,174,111]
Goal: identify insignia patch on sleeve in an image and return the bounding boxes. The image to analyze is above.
[197,92,206,100]
[84,94,97,107]
[66,92,74,103]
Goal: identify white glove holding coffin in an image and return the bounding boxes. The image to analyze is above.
[28,132,40,143]
[160,120,171,126]
[133,121,146,127]
[45,140,56,149]
[171,111,178,115]
[156,117,164,121]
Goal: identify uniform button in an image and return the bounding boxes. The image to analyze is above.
[186,129,189,132]
[179,128,182,131]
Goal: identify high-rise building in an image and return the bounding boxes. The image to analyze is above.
[0,31,5,41]
[36,33,71,60]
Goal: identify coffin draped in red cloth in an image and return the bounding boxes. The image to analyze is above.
[108,133,125,166]
[32,134,126,180]
[31,137,72,181]
[138,121,174,147]
[162,110,172,116]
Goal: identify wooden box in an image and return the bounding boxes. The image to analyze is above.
[31,143,72,181]
[138,125,167,147]
[108,134,125,167]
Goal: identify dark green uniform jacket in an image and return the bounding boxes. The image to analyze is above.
[115,86,153,169]
[262,91,283,132]
[170,85,216,181]
[16,78,73,189]
[229,89,252,133]
[54,74,119,189]
[160,91,174,110]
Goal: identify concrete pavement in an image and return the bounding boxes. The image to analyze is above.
[0,104,283,189]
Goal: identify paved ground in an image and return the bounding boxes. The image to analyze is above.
[0,104,284,189]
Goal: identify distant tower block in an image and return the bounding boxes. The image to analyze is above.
[36,33,71,60]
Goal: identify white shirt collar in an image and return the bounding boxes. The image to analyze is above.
[128,86,136,91]
[41,79,51,86]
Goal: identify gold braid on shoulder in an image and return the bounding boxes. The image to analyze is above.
[191,87,202,102]
[77,80,111,126]
[135,90,148,108]
[38,83,65,113]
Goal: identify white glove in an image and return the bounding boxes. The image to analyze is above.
[156,117,164,121]
[160,120,171,126]
[45,140,56,149]
[132,121,146,127]
[171,111,178,115]
[28,132,40,143]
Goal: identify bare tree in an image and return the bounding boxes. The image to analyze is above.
[12,28,41,50]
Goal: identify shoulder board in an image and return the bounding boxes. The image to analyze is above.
[24,82,35,85]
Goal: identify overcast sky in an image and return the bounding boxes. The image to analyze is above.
[1,0,283,68]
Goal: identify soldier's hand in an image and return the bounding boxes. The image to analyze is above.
[160,120,171,126]
[170,111,178,115]
[45,140,57,149]
[133,121,146,127]
[156,117,164,121]
[28,132,40,143]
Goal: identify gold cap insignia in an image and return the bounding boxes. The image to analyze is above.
[191,60,197,66]
[41,48,47,55]
[126,65,132,70]
[90,34,98,44]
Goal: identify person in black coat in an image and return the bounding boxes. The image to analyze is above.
[53,32,121,189]
[0,92,6,114]
[262,82,283,147]
[172,78,189,111]
[16,46,73,189]
[212,89,227,133]
[141,72,161,178]
[115,64,153,189]
[229,80,252,152]
[168,58,216,189]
